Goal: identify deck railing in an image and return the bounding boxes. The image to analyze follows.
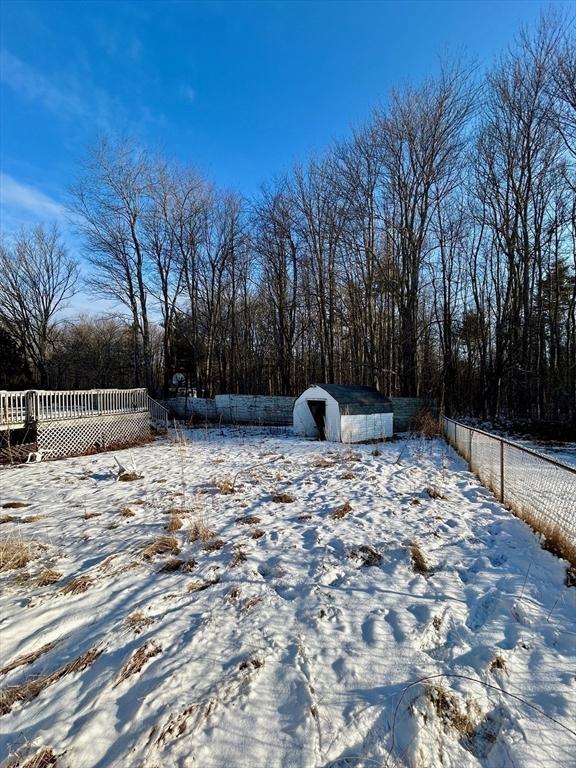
[1,388,150,427]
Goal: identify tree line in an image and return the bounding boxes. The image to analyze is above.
[1,14,574,422]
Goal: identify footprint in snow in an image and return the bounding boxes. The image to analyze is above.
[466,588,501,631]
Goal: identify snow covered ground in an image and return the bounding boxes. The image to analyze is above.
[1,429,575,768]
[517,440,576,469]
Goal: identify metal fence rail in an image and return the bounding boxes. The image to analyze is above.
[443,417,576,542]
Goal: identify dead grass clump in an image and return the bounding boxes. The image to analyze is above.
[38,569,62,586]
[272,493,295,504]
[426,684,476,737]
[204,539,224,552]
[120,507,135,517]
[515,510,576,571]
[236,515,261,525]
[61,575,92,595]
[188,521,215,543]
[126,611,155,634]
[115,641,161,686]
[351,544,382,567]
[143,536,180,560]
[230,548,247,567]
[0,645,102,716]
[228,586,242,601]
[410,542,432,575]
[489,654,507,673]
[239,658,263,670]
[22,515,46,523]
[251,528,265,539]
[8,746,58,768]
[331,501,352,520]
[566,564,576,588]
[412,409,440,438]
[0,639,59,675]
[2,502,29,509]
[243,595,262,611]
[165,513,183,532]
[187,577,220,593]
[426,485,446,500]
[118,472,142,482]
[215,478,234,495]
[371,448,382,456]
[160,558,197,573]
[83,511,100,519]
[341,471,356,480]
[311,457,336,468]
[0,515,18,524]
[0,538,31,571]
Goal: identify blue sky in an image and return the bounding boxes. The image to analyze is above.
[0,0,565,236]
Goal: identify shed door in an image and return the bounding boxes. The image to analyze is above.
[307,400,326,440]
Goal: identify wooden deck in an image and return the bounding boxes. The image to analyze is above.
[1,389,167,431]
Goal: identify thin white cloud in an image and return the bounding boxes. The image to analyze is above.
[0,49,87,120]
[181,84,196,103]
[0,173,66,226]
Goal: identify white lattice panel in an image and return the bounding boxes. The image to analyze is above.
[37,413,150,459]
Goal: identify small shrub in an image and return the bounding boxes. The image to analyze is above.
[411,409,440,438]
[331,501,352,520]
[143,536,180,560]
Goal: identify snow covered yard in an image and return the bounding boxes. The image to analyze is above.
[0,429,575,768]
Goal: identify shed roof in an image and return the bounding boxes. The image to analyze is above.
[313,384,393,415]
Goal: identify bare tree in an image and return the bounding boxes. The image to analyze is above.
[0,224,78,387]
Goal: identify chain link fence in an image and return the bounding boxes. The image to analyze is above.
[443,417,576,545]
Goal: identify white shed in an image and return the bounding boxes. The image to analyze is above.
[293,384,393,443]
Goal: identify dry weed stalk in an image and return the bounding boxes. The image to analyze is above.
[0,646,102,715]
[7,746,58,768]
[115,641,161,686]
[0,640,60,675]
